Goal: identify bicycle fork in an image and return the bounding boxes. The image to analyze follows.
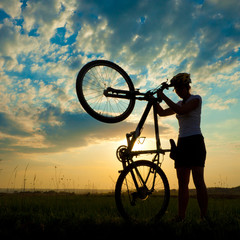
[127,158,159,205]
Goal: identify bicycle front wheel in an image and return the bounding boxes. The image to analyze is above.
[115,160,170,223]
[76,60,135,123]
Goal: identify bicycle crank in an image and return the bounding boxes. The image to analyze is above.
[116,145,128,162]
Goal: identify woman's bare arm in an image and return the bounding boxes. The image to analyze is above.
[156,104,175,116]
[158,90,199,115]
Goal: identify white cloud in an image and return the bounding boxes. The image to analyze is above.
[74,17,113,59]
[206,95,238,110]
[22,0,67,38]
[1,0,239,89]
[0,0,22,18]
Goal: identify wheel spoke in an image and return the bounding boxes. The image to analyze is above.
[76,60,135,123]
[82,65,131,118]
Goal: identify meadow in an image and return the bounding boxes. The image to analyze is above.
[0,191,239,239]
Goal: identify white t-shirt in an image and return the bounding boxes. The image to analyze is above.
[176,95,202,138]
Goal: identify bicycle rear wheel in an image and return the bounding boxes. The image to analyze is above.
[76,60,135,123]
[115,160,170,223]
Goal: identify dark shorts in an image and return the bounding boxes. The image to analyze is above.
[175,134,206,169]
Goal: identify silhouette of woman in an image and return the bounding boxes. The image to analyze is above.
[157,73,208,221]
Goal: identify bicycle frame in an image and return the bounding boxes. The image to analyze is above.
[105,87,171,193]
[126,97,170,193]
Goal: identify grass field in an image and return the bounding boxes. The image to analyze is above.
[0,191,239,239]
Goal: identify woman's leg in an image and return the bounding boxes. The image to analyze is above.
[176,168,191,219]
[192,167,208,218]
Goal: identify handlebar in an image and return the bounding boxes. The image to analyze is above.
[104,81,171,102]
[151,81,170,94]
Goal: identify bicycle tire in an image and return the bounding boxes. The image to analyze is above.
[76,60,135,123]
[115,160,170,223]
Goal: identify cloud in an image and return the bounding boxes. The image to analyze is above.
[22,0,66,38]
[206,95,238,110]
[1,0,239,87]
[0,112,31,137]
[61,0,240,87]
[0,103,172,154]
[0,0,22,19]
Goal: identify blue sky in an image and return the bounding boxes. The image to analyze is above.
[0,0,240,189]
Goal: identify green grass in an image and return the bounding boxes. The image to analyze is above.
[0,192,239,239]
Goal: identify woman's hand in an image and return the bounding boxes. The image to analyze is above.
[156,89,175,116]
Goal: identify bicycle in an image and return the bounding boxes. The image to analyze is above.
[76,60,172,223]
